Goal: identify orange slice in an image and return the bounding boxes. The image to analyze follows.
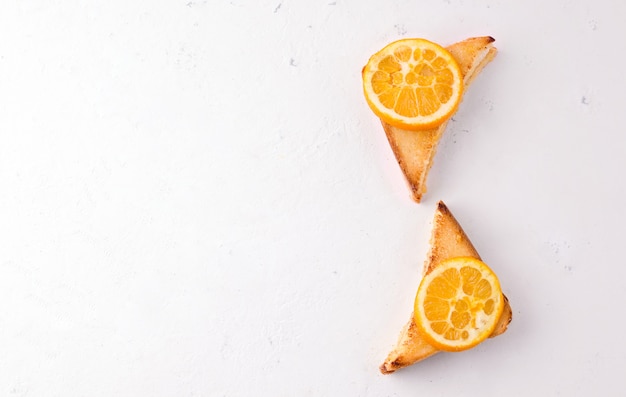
[414,256,504,352]
[362,38,464,131]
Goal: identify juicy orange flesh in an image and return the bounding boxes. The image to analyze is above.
[370,46,456,118]
[423,266,496,342]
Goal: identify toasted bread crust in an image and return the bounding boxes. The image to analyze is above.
[423,200,481,274]
[381,37,497,202]
[446,36,497,87]
[381,121,448,202]
[380,201,512,374]
[379,318,438,374]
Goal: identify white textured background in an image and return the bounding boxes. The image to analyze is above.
[1,0,625,395]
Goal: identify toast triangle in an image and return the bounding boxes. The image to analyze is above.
[380,201,512,374]
[381,37,497,202]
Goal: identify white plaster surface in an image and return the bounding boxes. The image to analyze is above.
[1,0,625,395]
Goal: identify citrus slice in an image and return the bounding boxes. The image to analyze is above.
[414,256,504,352]
[362,38,464,130]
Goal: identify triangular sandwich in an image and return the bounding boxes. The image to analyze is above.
[380,201,512,374]
[381,37,497,202]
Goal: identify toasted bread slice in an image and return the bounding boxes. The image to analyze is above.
[380,201,512,374]
[381,37,497,202]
